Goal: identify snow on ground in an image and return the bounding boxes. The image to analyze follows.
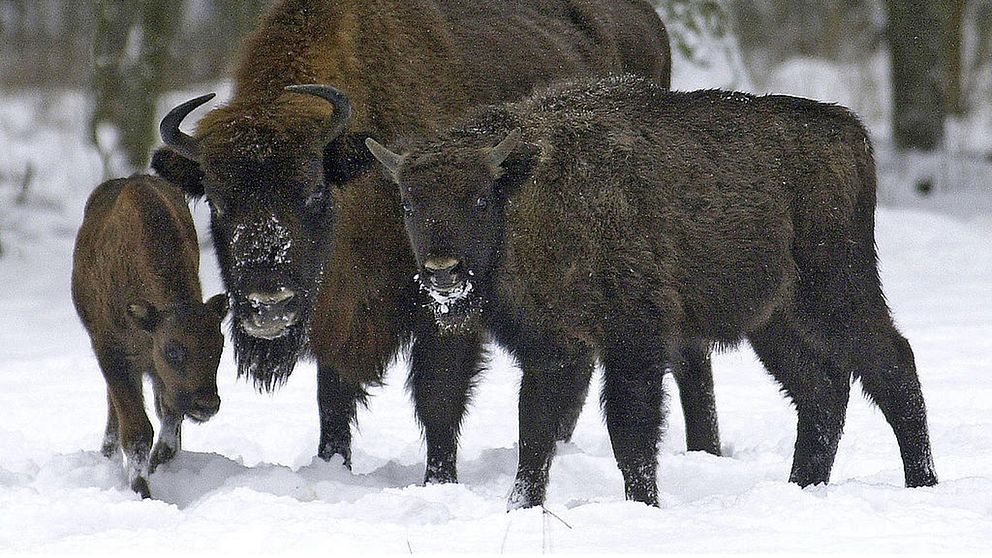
[2,43,992,554]
[4,202,991,554]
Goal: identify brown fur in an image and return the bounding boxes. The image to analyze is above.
[72,175,227,498]
[151,0,704,480]
[155,0,670,382]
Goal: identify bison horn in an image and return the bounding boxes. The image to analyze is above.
[284,84,353,145]
[160,93,215,161]
[489,128,522,168]
[365,138,404,181]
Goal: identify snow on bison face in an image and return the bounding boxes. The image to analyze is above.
[368,129,536,333]
[154,86,351,388]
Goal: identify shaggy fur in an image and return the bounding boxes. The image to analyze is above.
[153,0,720,480]
[71,175,228,498]
[383,74,938,508]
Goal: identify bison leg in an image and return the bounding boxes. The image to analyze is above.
[409,326,486,484]
[98,347,153,498]
[807,298,937,488]
[854,326,936,487]
[507,342,593,510]
[316,364,367,468]
[748,311,851,487]
[790,190,935,487]
[791,227,936,487]
[101,389,120,458]
[552,351,595,444]
[149,388,182,473]
[673,340,721,455]
[600,343,667,506]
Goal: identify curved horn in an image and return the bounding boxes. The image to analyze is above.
[489,128,522,168]
[160,93,215,161]
[365,138,404,181]
[284,84,353,145]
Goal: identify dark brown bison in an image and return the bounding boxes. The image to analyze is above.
[151,0,719,484]
[370,74,938,508]
[72,175,228,498]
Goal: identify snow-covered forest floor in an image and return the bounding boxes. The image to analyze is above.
[2,37,991,554]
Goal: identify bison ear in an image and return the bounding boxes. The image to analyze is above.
[127,301,161,333]
[151,147,205,199]
[323,132,377,186]
[205,293,229,320]
[494,140,539,199]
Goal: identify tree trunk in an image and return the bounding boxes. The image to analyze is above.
[944,0,966,116]
[90,0,183,175]
[884,0,946,151]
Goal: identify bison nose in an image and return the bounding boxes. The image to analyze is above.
[242,287,298,339]
[187,393,220,423]
[423,257,464,291]
[247,288,295,306]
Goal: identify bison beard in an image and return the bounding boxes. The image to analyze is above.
[231,314,309,391]
[224,258,321,391]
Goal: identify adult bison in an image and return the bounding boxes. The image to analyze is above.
[370,74,938,507]
[152,0,719,482]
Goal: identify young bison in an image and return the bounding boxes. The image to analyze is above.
[72,175,228,498]
[368,74,938,508]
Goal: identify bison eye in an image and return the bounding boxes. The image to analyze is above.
[475,195,489,212]
[401,202,413,216]
[163,342,188,367]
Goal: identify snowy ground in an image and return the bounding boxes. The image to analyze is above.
[3,202,991,553]
[2,42,992,555]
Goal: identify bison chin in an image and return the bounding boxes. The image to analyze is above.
[418,277,483,335]
[231,311,310,392]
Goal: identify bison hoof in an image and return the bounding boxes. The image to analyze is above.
[625,487,660,507]
[424,456,457,485]
[131,476,151,499]
[424,469,457,485]
[317,447,351,470]
[149,443,178,473]
[906,463,938,488]
[101,441,119,459]
[788,470,829,488]
[506,478,545,511]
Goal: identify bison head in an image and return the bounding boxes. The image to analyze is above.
[367,129,536,333]
[127,294,228,422]
[152,86,353,389]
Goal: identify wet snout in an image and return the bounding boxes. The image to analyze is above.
[423,256,464,292]
[248,288,295,306]
[241,286,299,339]
[184,391,221,423]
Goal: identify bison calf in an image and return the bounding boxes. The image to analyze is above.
[368,74,938,508]
[72,175,228,498]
